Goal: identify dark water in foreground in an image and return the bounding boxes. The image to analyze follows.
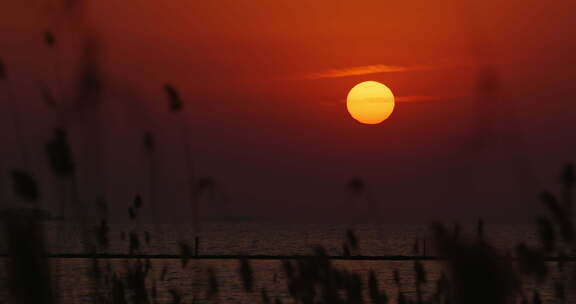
[1,222,572,303]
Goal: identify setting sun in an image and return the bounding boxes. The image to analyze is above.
[346,81,395,124]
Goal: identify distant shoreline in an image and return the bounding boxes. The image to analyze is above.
[0,253,573,262]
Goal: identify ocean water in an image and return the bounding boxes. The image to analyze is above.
[1,221,572,303]
[45,222,539,256]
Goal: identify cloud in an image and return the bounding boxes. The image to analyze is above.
[306,64,434,79]
[320,95,458,107]
[395,95,443,102]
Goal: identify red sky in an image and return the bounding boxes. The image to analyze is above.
[1,0,575,223]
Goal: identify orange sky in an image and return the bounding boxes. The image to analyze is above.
[1,0,576,222]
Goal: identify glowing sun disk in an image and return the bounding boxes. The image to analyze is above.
[346,81,395,124]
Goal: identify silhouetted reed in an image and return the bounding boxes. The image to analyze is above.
[144,132,155,152]
[44,31,56,48]
[110,275,128,304]
[40,84,58,109]
[179,240,193,267]
[45,127,96,254]
[0,57,7,80]
[396,290,407,304]
[129,232,140,256]
[10,169,40,203]
[1,56,31,168]
[432,272,449,303]
[165,85,183,113]
[346,229,359,251]
[476,218,484,241]
[207,267,220,300]
[1,209,55,304]
[128,195,143,223]
[160,264,169,281]
[260,288,271,304]
[413,259,427,303]
[134,195,143,209]
[41,28,66,115]
[393,269,401,288]
[533,291,542,304]
[368,270,388,304]
[45,128,75,178]
[142,131,162,246]
[73,37,103,107]
[129,194,154,249]
[128,206,136,220]
[169,289,183,304]
[510,163,576,300]
[348,177,365,195]
[96,218,110,250]
[412,238,420,255]
[554,280,565,302]
[464,65,501,151]
[143,132,155,187]
[281,245,366,304]
[164,84,202,251]
[238,257,254,292]
[124,259,151,304]
[431,222,518,304]
[342,229,359,256]
[536,216,555,252]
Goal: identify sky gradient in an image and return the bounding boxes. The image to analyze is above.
[1,0,576,223]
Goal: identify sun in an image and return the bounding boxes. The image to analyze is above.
[346,81,395,124]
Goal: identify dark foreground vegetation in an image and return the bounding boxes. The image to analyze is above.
[1,137,575,304]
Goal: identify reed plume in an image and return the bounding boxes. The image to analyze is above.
[0,57,7,80]
[44,31,56,47]
[165,84,183,112]
[10,169,40,204]
[73,37,102,108]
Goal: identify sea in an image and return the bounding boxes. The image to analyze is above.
[0,221,572,303]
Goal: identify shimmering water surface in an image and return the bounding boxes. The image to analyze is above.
[1,222,571,303]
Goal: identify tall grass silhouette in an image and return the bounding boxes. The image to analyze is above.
[164,84,202,255]
[1,209,56,304]
[2,165,575,303]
